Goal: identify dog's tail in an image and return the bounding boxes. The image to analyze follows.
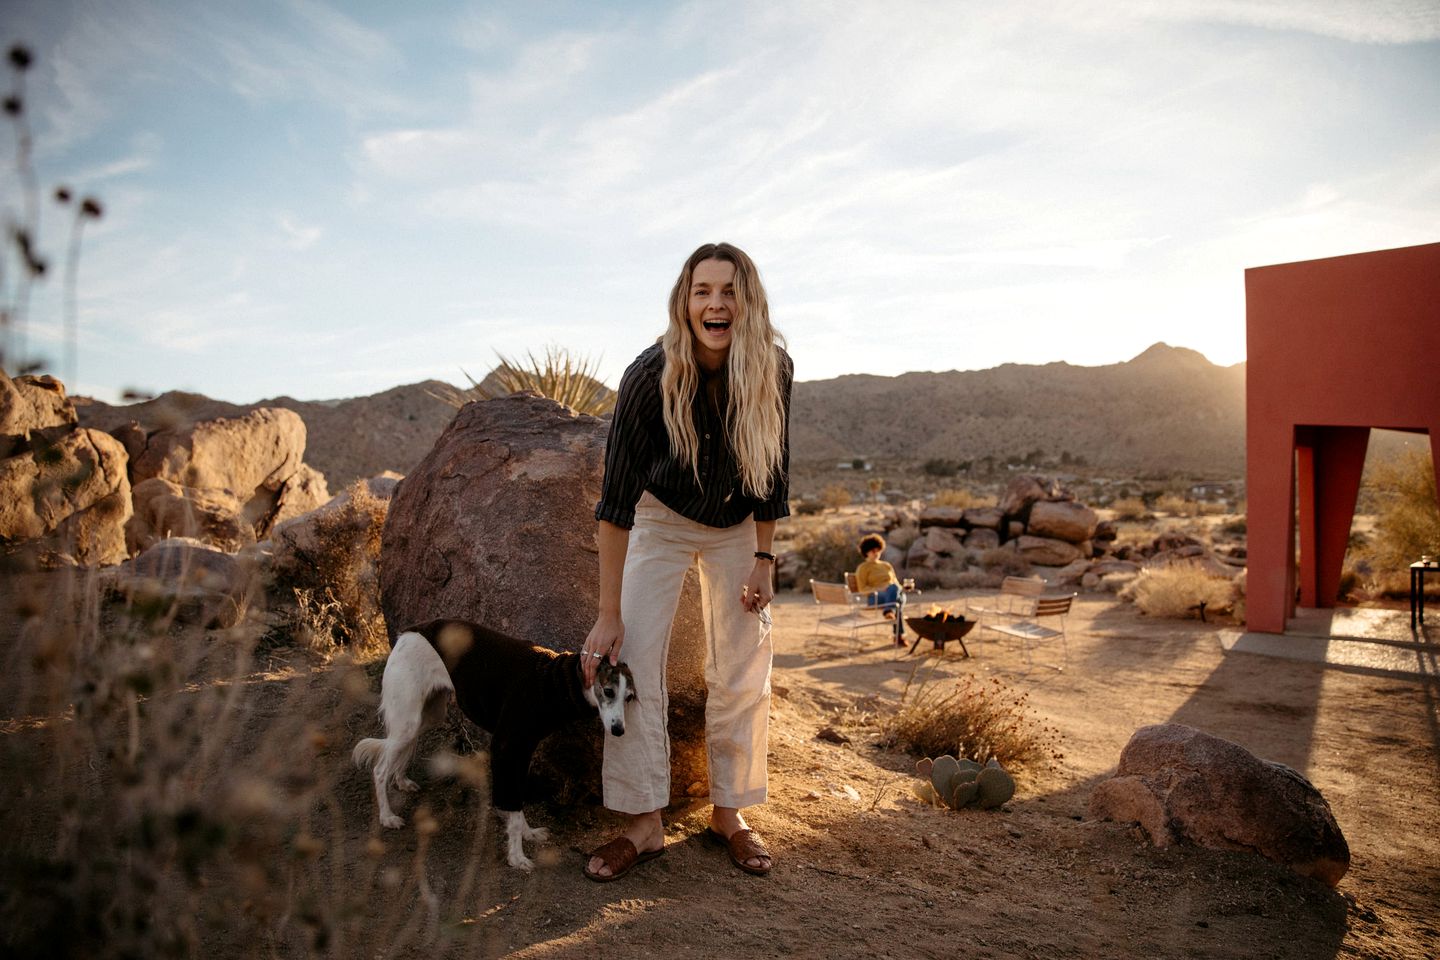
[353,631,454,771]
[353,737,386,770]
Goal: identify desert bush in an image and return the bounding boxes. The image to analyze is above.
[1119,564,1235,619]
[876,674,1063,772]
[1219,514,1247,536]
[1154,495,1200,517]
[792,498,824,516]
[1366,449,1440,569]
[793,522,862,582]
[819,483,852,511]
[933,487,994,509]
[0,555,496,959]
[978,546,1032,578]
[931,568,992,590]
[439,345,615,416]
[1111,497,1150,521]
[273,481,388,659]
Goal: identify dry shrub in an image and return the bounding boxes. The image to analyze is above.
[1119,564,1235,619]
[933,487,994,509]
[1154,494,1199,517]
[0,557,496,959]
[1111,497,1150,521]
[275,481,388,659]
[794,522,861,583]
[820,483,852,511]
[876,674,1063,772]
[979,546,1031,577]
[1367,449,1440,570]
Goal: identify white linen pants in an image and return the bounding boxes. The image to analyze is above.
[603,492,772,814]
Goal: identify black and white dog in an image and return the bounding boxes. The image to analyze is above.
[352,618,635,870]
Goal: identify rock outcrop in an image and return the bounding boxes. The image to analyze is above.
[0,371,131,564]
[1089,723,1350,887]
[1,373,76,458]
[379,394,710,800]
[125,408,328,551]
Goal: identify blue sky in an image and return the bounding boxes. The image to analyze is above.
[4,0,1438,403]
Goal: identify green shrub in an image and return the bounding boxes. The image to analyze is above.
[441,345,615,416]
[1367,450,1440,569]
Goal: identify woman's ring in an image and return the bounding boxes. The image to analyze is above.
[588,651,603,659]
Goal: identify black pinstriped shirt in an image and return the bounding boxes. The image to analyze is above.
[595,343,792,530]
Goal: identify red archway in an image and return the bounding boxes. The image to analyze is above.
[1244,241,1440,634]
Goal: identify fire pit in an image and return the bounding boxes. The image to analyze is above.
[904,607,975,657]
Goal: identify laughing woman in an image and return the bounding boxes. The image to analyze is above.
[581,242,792,882]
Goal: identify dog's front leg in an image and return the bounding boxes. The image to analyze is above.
[499,810,536,870]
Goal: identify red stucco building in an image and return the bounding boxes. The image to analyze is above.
[1244,241,1440,634]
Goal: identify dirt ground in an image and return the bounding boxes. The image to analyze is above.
[337,591,1438,960]
[5,588,1439,959]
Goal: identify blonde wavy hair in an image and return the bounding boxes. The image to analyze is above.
[660,242,787,499]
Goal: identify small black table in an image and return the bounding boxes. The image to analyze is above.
[1411,561,1439,629]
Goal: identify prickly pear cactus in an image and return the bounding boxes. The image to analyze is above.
[911,755,1015,812]
[930,755,961,797]
[951,780,980,808]
[976,765,1016,809]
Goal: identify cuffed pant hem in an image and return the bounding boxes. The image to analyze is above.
[710,788,767,809]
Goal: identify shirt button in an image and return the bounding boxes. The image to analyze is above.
[704,433,711,439]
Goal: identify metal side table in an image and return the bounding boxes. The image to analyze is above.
[1411,560,1439,629]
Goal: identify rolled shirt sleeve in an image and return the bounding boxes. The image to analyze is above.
[594,352,662,529]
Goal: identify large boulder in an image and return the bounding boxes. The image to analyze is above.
[128,408,329,547]
[0,373,76,458]
[1089,723,1349,887]
[997,474,1063,517]
[0,428,131,565]
[921,526,965,557]
[961,507,1002,530]
[131,406,306,492]
[379,394,710,801]
[127,477,251,554]
[103,537,257,627]
[962,527,1000,552]
[917,505,965,528]
[1027,500,1098,544]
[1014,534,1083,567]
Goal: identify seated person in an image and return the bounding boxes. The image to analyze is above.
[854,534,906,643]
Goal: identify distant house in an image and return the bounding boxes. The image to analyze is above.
[1189,482,1232,501]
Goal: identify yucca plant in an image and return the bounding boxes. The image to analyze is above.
[438,345,616,416]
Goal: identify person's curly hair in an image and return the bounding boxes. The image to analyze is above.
[858,533,886,556]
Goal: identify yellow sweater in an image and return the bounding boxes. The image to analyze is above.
[854,558,899,593]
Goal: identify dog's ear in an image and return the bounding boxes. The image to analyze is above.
[617,662,637,701]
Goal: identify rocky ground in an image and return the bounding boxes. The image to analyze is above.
[394,591,1438,960]
[8,584,1435,960]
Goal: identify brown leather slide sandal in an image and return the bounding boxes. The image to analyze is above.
[709,828,773,876]
[583,836,664,883]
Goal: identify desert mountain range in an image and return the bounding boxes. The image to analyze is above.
[76,343,1247,489]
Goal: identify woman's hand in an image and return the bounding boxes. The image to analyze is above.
[740,560,775,614]
[582,611,624,686]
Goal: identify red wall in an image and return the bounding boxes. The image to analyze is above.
[1245,242,1440,633]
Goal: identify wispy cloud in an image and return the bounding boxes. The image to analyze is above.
[1144,0,1440,44]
